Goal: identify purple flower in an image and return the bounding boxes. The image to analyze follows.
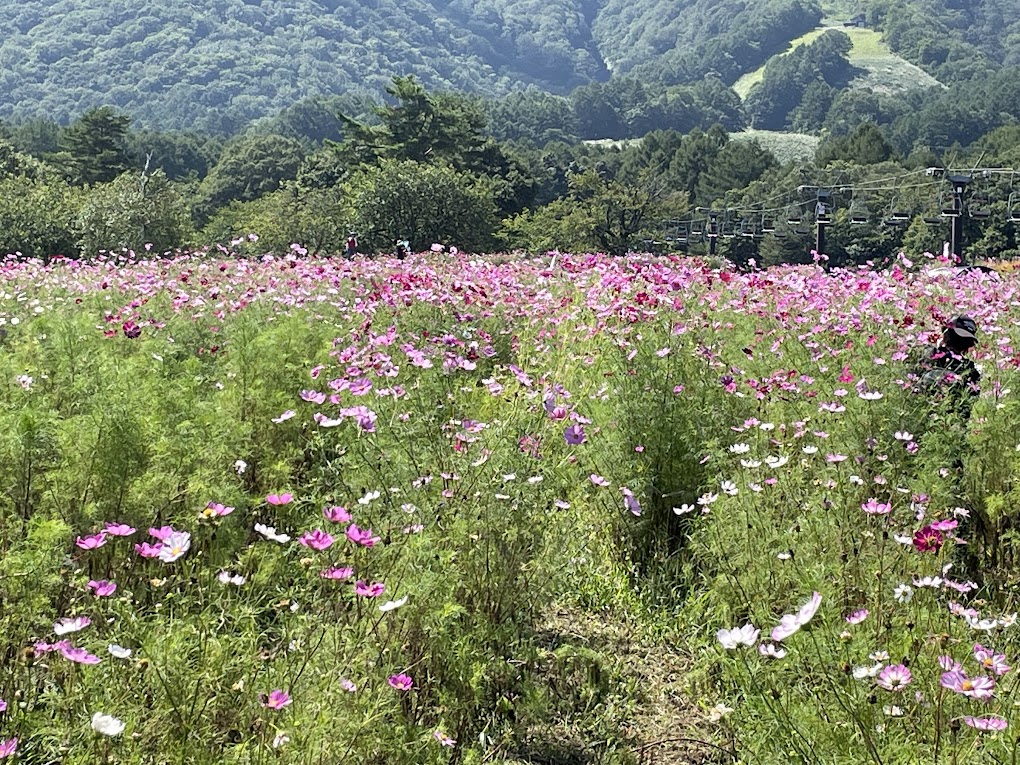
[388,673,413,691]
[876,664,912,692]
[563,424,586,445]
[354,580,385,597]
[103,523,136,536]
[964,716,1008,732]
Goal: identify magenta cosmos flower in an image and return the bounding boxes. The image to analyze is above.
[0,738,17,758]
[299,529,335,551]
[354,580,385,597]
[913,525,945,553]
[876,664,912,692]
[263,689,292,710]
[346,524,381,547]
[103,523,136,536]
[75,532,107,550]
[60,645,102,665]
[320,567,354,580]
[266,493,293,505]
[941,670,995,699]
[388,673,413,691]
[135,542,162,558]
[87,580,118,597]
[323,506,352,523]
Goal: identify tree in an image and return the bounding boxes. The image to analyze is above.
[76,170,191,254]
[335,76,489,171]
[57,107,132,185]
[202,184,346,255]
[345,160,498,252]
[817,122,896,166]
[0,176,81,260]
[503,169,688,255]
[194,134,306,224]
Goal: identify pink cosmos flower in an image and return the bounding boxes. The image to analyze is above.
[876,664,912,692]
[354,580,385,597]
[974,644,1011,676]
[861,499,892,515]
[266,493,293,505]
[845,609,869,625]
[964,716,1008,732]
[939,655,962,672]
[0,738,17,758]
[433,730,456,747]
[299,530,335,551]
[340,679,357,692]
[103,523,136,536]
[201,502,235,518]
[0,698,7,713]
[60,645,101,664]
[272,410,296,423]
[346,524,381,547]
[87,580,118,597]
[263,689,292,710]
[320,567,354,580]
[913,525,945,553]
[930,518,959,532]
[941,670,996,699]
[323,506,352,523]
[388,673,413,691]
[590,474,610,487]
[148,526,175,541]
[158,531,191,563]
[75,533,108,550]
[135,542,163,558]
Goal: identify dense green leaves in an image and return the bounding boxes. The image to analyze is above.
[346,160,499,252]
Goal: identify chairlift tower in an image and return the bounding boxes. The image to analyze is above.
[946,174,970,265]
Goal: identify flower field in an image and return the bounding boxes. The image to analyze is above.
[0,249,1019,764]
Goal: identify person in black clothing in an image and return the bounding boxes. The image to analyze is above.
[909,315,980,419]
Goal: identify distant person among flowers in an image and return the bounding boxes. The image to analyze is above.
[395,239,409,260]
[345,233,358,259]
[909,315,980,420]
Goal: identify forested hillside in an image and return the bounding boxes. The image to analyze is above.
[0,0,819,130]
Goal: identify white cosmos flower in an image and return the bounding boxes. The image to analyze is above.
[91,712,126,736]
[740,459,762,468]
[802,445,818,454]
[698,492,718,506]
[853,664,884,680]
[358,490,381,505]
[108,644,132,659]
[716,624,759,649]
[54,616,91,635]
[673,504,696,515]
[765,455,789,469]
[708,702,734,721]
[379,596,409,613]
[893,584,913,603]
[729,443,750,454]
[254,523,291,544]
[759,643,787,659]
[720,480,738,496]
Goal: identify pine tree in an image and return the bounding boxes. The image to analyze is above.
[58,107,132,185]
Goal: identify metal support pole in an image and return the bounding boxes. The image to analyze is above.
[707,211,718,257]
[948,175,970,264]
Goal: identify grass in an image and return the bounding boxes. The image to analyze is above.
[731,129,820,164]
[732,25,941,99]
